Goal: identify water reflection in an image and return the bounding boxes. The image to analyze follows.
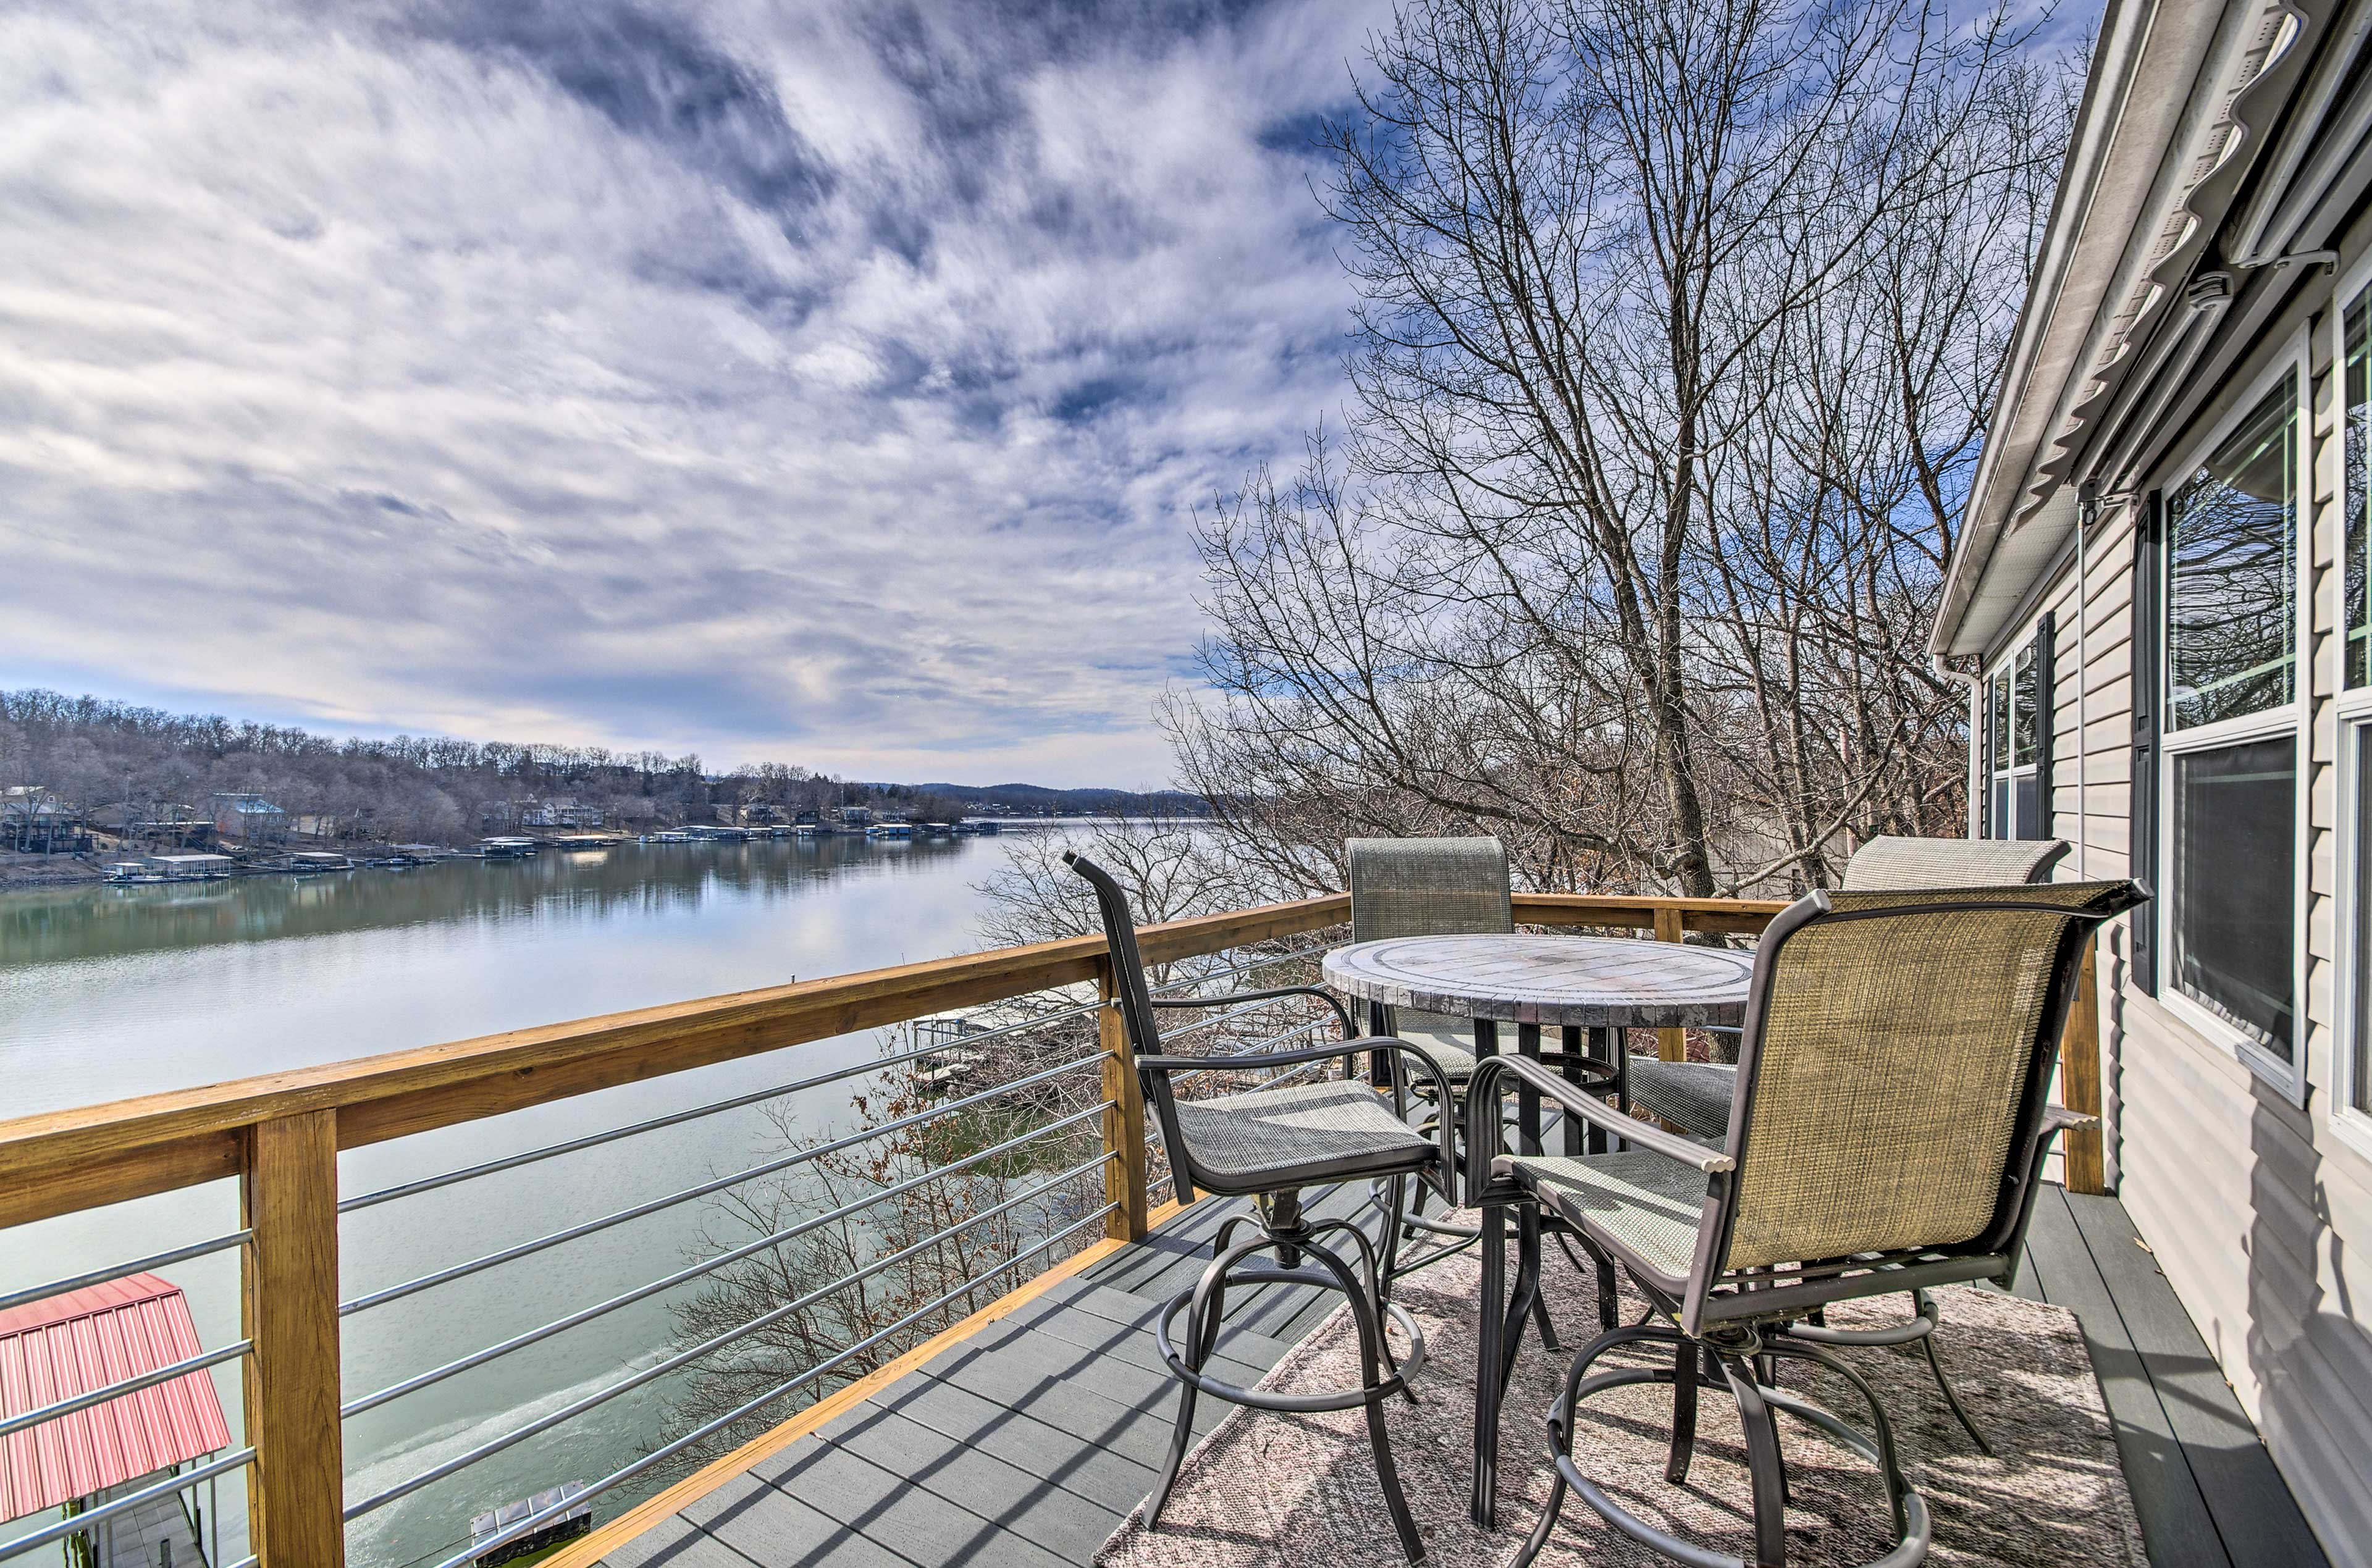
[0,836,965,967]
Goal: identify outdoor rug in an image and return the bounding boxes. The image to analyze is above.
[1095,1226,2146,1567]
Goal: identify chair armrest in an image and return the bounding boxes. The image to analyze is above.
[1465,1052,1733,1201]
[2042,1102,2100,1134]
[1147,985,1356,1039]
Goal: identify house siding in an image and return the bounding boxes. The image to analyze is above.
[2017,258,2372,1562]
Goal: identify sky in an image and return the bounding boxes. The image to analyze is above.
[0,0,1393,788]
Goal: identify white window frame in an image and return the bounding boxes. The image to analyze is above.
[2330,250,2372,1153]
[1983,619,2049,840]
[2336,711,2372,1156]
[2153,328,2311,1106]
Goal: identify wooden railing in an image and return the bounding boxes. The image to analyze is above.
[0,887,2113,1567]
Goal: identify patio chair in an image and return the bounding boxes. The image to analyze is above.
[1466,879,2144,1567]
[1623,834,2071,1449]
[1067,852,1456,1564]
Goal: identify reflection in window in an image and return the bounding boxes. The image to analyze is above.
[2348,293,2368,687]
[2167,376,2295,729]
[2013,644,2039,766]
[2172,734,2295,1059]
[1986,631,2049,840]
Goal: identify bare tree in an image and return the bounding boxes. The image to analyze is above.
[1168,0,2072,897]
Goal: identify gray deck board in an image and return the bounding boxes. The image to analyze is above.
[2022,1184,2234,1568]
[605,1182,2316,1568]
[2061,1193,2327,1568]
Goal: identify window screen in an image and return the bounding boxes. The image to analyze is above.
[2167,377,2295,731]
[2358,727,2372,1111]
[2172,734,2295,1059]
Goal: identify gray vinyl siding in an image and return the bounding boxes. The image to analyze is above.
[2017,261,2372,1563]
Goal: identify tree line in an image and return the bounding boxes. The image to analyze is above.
[0,689,969,844]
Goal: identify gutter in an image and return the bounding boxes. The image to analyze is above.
[1932,0,2321,662]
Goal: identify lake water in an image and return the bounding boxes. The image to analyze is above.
[0,834,1054,1568]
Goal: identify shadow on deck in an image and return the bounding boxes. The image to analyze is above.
[589,1183,2324,1568]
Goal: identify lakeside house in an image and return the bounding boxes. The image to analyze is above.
[1932,0,2372,1546]
[210,792,287,846]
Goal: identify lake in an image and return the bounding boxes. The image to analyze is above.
[0,834,1061,1568]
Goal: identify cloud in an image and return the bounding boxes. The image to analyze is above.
[0,0,1390,786]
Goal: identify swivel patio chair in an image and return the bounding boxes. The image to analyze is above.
[1067,851,1457,1565]
[1345,837,1602,1291]
[1622,834,2071,1450]
[1467,879,2144,1568]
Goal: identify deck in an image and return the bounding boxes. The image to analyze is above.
[589,1182,2323,1568]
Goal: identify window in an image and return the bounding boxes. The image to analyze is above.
[2345,287,2372,1120]
[2349,292,2369,688]
[2172,736,2296,1055]
[2160,372,2301,1075]
[2167,375,2296,730]
[2355,726,2372,1114]
[1985,621,2051,839]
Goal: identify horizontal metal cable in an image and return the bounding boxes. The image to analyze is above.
[0,1448,253,1562]
[1169,1014,1340,1085]
[340,1050,1103,1317]
[350,1147,1115,1522]
[342,1102,1112,1417]
[1158,989,1316,1042]
[427,1202,1117,1568]
[0,1230,251,1317]
[342,998,1109,1214]
[342,942,1305,1214]
[0,1340,251,1444]
[1153,945,1312,991]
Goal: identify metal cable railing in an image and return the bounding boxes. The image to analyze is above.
[347,1142,1115,1522]
[0,914,1354,1568]
[340,1050,1103,1317]
[433,1201,1118,1568]
[0,1339,251,1443]
[340,996,1106,1214]
[337,941,1314,1218]
[0,1448,254,1563]
[342,1099,1112,1417]
[0,1228,251,1317]
[1170,1013,1344,1084]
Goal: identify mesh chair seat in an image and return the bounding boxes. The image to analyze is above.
[1625,1059,1735,1138]
[1174,1079,1437,1187]
[1496,1149,1709,1282]
[1393,1012,1479,1079]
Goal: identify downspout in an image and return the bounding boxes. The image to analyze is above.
[2077,481,2095,878]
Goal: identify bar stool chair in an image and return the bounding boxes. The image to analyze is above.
[1468,880,2143,1566]
[1068,852,1455,1565]
[1623,833,2072,1450]
[1345,837,1600,1287]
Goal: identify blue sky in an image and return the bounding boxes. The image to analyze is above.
[0,0,1393,787]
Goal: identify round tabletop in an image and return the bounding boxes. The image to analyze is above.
[1323,933,1755,1029]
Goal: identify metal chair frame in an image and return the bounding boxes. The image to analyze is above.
[1466,883,2144,1568]
[1068,852,1457,1564]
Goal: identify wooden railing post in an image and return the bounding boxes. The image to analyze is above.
[1096,960,1150,1241]
[2060,939,2108,1196]
[243,1110,346,1568]
[1652,907,1688,1062]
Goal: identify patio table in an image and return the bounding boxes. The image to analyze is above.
[1324,931,1756,1525]
[1321,932,1755,1155]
